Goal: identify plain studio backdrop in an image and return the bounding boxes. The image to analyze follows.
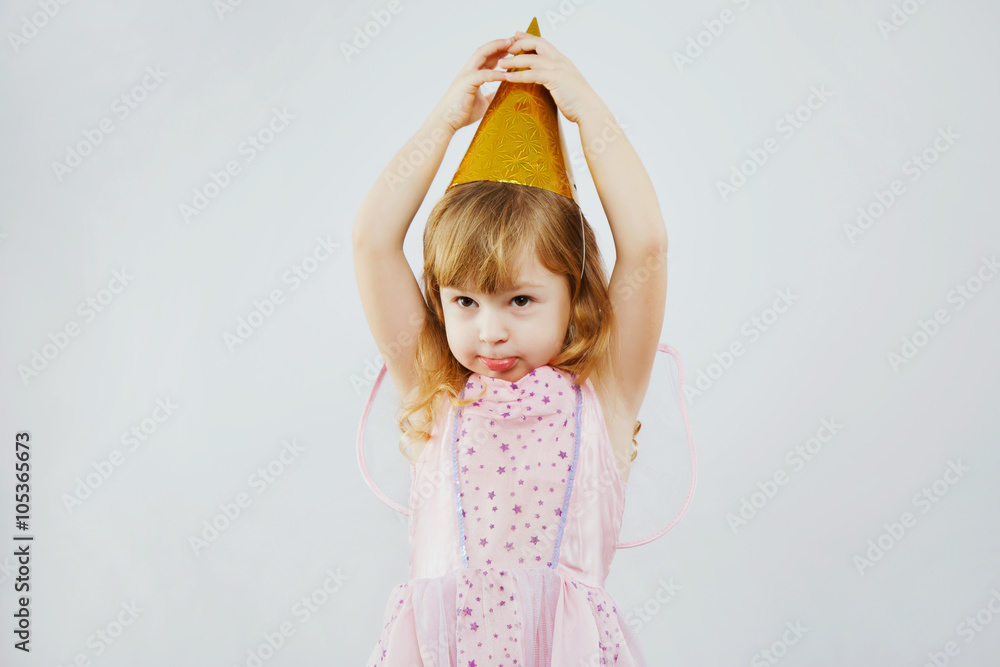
[1,0,999,665]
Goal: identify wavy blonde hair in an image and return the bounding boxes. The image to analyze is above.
[396,180,620,463]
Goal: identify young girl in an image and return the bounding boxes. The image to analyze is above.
[353,20,668,666]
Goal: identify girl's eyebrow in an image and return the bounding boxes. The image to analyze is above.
[444,283,544,293]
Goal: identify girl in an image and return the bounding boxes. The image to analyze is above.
[353,21,668,666]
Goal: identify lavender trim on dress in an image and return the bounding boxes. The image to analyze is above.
[549,379,583,569]
[451,380,470,568]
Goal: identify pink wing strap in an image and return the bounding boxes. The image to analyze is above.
[355,343,698,548]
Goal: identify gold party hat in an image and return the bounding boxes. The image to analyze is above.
[447,17,579,204]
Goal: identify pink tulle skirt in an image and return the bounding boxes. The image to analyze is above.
[366,566,648,666]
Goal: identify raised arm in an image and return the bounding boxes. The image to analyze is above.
[352,39,511,402]
[499,30,669,415]
[578,101,669,416]
[352,110,455,402]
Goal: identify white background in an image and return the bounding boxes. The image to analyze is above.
[1,0,999,665]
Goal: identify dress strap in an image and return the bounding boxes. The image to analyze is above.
[356,343,700,545]
[615,342,699,548]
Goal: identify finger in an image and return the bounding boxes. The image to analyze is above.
[501,67,537,84]
[508,34,557,58]
[466,37,516,68]
[497,53,545,71]
[463,67,508,88]
[483,44,515,69]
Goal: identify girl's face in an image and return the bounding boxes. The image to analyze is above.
[440,250,572,383]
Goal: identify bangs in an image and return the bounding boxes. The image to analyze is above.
[423,181,581,301]
[435,229,536,294]
[428,184,547,295]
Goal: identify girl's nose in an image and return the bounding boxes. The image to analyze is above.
[478,312,508,344]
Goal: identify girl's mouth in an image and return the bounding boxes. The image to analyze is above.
[479,356,517,372]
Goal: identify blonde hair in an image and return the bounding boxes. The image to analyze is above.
[396,180,620,463]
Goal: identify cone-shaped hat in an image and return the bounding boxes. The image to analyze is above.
[447,17,579,203]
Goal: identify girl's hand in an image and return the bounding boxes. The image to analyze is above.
[433,38,512,134]
[498,31,604,125]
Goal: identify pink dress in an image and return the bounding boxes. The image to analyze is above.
[365,364,649,666]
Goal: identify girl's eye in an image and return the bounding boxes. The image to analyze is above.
[453,295,532,308]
